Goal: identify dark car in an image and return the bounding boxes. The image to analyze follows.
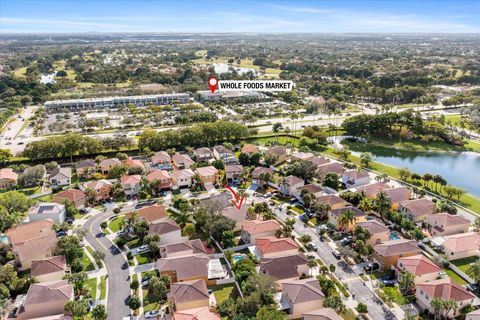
[79,208,89,214]
[466,283,480,294]
[56,230,67,237]
[66,218,74,224]
[363,262,380,272]
[96,232,105,238]
[382,274,396,286]
[340,236,353,246]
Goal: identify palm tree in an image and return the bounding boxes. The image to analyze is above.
[307,259,317,277]
[399,271,415,295]
[430,298,444,320]
[337,210,356,231]
[422,173,433,189]
[314,203,331,220]
[442,299,458,319]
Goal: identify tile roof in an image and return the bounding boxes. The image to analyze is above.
[173,306,221,320]
[23,280,73,306]
[282,175,304,185]
[343,171,369,180]
[315,194,348,206]
[48,167,72,180]
[146,169,171,182]
[260,253,308,280]
[291,152,314,160]
[256,237,299,255]
[31,256,67,277]
[222,204,250,224]
[241,219,281,235]
[159,239,207,257]
[266,146,287,156]
[76,159,95,169]
[152,151,171,164]
[157,254,209,280]
[417,278,475,302]
[172,153,195,167]
[225,164,243,173]
[120,174,142,185]
[53,189,86,204]
[196,166,219,176]
[252,167,274,178]
[124,158,145,169]
[213,145,233,154]
[384,187,411,203]
[241,144,259,154]
[427,212,470,230]
[442,232,480,253]
[374,239,419,257]
[399,198,436,217]
[302,308,342,320]
[13,233,58,264]
[194,147,213,155]
[100,158,121,167]
[168,279,209,305]
[307,156,330,167]
[148,219,181,235]
[6,219,56,246]
[302,184,324,195]
[282,278,324,304]
[330,206,365,218]
[355,182,390,197]
[128,204,168,223]
[85,179,112,190]
[466,309,480,320]
[172,169,195,180]
[315,162,345,175]
[356,220,389,235]
[397,254,441,276]
[0,168,18,181]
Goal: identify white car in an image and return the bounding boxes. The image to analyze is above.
[137,245,149,253]
[144,310,159,318]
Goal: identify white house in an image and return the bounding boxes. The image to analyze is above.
[341,171,370,188]
[279,175,305,198]
[28,203,66,224]
[48,167,72,189]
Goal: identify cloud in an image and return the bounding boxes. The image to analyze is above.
[269,4,333,14]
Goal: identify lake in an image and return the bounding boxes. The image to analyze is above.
[331,137,480,197]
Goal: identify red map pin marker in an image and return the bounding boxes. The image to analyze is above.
[208,76,218,93]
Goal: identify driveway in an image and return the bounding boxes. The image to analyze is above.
[84,211,132,320]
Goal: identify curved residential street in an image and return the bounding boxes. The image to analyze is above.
[84,211,131,320]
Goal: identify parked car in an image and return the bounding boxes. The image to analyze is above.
[79,208,89,214]
[309,243,318,251]
[141,276,151,287]
[466,283,480,294]
[332,249,341,259]
[66,218,74,225]
[263,192,272,198]
[56,230,67,237]
[340,236,353,246]
[137,245,149,253]
[382,274,396,286]
[363,262,380,272]
[144,310,159,319]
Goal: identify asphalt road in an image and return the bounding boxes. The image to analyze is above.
[84,211,132,320]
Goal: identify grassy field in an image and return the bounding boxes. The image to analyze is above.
[135,253,152,265]
[85,277,97,300]
[108,216,124,232]
[451,256,478,273]
[444,268,468,285]
[192,56,282,78]
[381,286,414,306]
[209,284,238,305]
[100,276,107,299]
[81,252,95,272]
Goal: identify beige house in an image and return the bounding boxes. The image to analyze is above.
[225,164,243,184]
[315,194,349,210]
[99,157,121,175]
[124,158,146,172]
[328,207,367,232]
[354,182,390,198]
[253,236,299,259]
[372,239,420,270]
[84,179,112,201]
[355,220,390,245]
[425,212,470,237]
[173,306,220,320]
[384,187,411,209]
[31,256,69,283]
[315,162,344,181]
[291,152,314,162]
[168,279,210,312]
[341,171,371,188]
[306,156,330,168]
[467,309,480,320]
[251,167,274,188]
[416,278,476,318]
[120,174,142,197]
[302,308,342,320]
[152,151,172,166]
[16,280,73,320]
[398,198,436,223]
[394,254,442,284]
[441,232,480,260]
[76,159,96,178]
[194,147,214,162]
[159,239,207,258]
[281,278,325,319]
[259,253,309,283]
[0,168,18,189]
[279,175,304,197]
[196,166,219,187]
[172,169,195,189]
[241,143,259,154]
[156,254,209,283]
[265,146,288,164]
[48,167,72,189]
[172,153,195,170]
[148,219,184,245]
[127,204,168,224]
[240,219,282,244]
[146,169,172,190]
[221,205,250,231]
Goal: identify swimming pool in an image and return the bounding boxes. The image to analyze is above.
[232,254,246,264]
[390,232,400,240]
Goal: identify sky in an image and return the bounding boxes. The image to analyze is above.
[1,0,479,34]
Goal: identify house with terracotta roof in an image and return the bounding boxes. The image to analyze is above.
[259,253,309,283]
[99,157,121,174]
[76,159,96,178]
[341,171,371,188]
[241,144,259,154]
[328,207,367,232]
[194,147,214,162]
[28,203,66,224]
[354,182,390,198]
[253,236,299,259]
[6,219,56,247]
[152,151,172,169]
[147,169,172,191]
[48,167,72,189]
[372,239,420,270]
[168,279,211,312]
[306,156,330,168]
[280,278,325,319]
[315,162,344,181]
[315,194,349,210]
[441,232,480,260]
[84,179,112,201]
[173,306,220,320]
[12,232,58,270]
[416,278,476,318]
[31,256,69,282]
[251,167,275,188]
[127,204,168,224]
[159,239,207,258]
[398,198,436,223]
[0,168,18,189]
[172,169,195,189]
[355,220,390,245]
[394,255,442,284]
[279,175,305,197]
[240,219,282,244]
[467,309,480,320]
[196,166,219,188]
[221,205,250,231]
[265,146,288,164]
[124,158,146,172]
[384,187,411,209]
[291,152,315,162]
[225,164,243,184]
[302,308,342,320]
[53,189,86,208]
[425,212,470,237]
[148,219,184,244]
[156,254,210,283]
[172,153,195,170]
[120,174,142,197]
[16,280,73,320]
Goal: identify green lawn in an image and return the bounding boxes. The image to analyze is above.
[80,252,95,272]
[84,277,97,300]
[18,186,42,196]
[127,238,141,249]
[142,287,160,312]
[108,216,125,232]
[135,253,152,265]
[209,284,238,304]
[341,309,357,320]
[451,256,478,273]
[444,268,468,285]
[100,276,107,300]
[381,286,414,306]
